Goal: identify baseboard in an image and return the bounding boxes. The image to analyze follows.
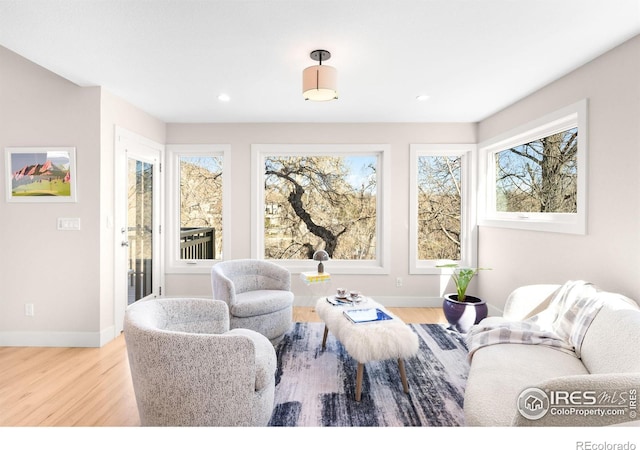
[100,325,118,346]
[0,331,103,347]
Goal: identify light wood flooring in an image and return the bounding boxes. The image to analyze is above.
[0,306,445,427]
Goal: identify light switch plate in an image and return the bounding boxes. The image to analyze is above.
[57,217,81,230]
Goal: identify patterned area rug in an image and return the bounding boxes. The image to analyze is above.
[268,322,469,426]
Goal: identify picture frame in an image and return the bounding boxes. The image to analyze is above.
[5,147,77,202]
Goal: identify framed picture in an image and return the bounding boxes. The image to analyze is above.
[5,147,77,202]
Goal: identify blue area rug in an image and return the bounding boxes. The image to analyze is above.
[268,322,469,426]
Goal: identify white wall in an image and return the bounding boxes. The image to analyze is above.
[165,123,476,306]
[476,34,640,310]
[0,46,102,345]
[0,45,166,346]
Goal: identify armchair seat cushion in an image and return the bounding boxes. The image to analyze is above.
[232,290,294,318]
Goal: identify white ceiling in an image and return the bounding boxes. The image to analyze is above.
[1,0,639,123]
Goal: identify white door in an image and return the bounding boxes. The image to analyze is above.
[114,128,163,333]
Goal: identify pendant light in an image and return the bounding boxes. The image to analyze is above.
[302,49,338,101]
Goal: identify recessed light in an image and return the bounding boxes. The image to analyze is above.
[416,94,430,101]
[218,93,230,102]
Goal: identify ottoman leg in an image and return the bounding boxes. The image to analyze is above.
[398,358,409,393]
[322,325,329,349]
[355,363,364,402]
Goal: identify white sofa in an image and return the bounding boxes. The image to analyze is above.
[464,284,640,426]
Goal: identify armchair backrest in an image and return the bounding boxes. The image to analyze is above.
[212,259,291,297]
[126,297,230,334]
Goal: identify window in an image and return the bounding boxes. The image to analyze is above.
[166,144,230,272]
[410,144,477,274]
[479,99,587,234]
[251,144,390,274]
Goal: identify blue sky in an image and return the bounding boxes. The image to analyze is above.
[344,155,376,190]
[10,150,71,172]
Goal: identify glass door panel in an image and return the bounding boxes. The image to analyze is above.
[127,158,154,304]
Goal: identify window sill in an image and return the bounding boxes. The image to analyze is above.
[274,260,390,275]
[479,213,586,235]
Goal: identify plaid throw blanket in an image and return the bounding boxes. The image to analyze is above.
[466,280,603,361]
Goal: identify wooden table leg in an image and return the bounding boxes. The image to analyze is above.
[398,358,409,394]
[355,363,364,402]
[321,325,329,349]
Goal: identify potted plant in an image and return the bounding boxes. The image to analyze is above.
[437,264,490,333]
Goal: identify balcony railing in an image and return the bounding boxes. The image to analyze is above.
[180,227,216,260]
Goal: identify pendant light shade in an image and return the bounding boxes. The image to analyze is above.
[303,50,338,101]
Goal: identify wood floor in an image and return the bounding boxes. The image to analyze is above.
[0,306,445,427]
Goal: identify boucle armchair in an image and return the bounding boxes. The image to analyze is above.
[211,259,294,344]
[124,297,276,426]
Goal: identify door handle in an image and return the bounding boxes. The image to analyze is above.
[121,241,130,247]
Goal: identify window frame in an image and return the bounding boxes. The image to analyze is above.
[251,144,390,274]
[165,144,231,273]
[409,144,477,274]
[478,99,588,235]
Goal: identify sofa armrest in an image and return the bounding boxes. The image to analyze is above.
[502,284,560,321]
[512,373,640,427]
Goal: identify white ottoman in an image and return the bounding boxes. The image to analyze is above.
[315,297,419,401]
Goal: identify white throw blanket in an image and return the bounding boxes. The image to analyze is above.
[466,280,603,361]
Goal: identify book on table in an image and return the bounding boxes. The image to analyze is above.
[300,271,331,284]
[343,308,393,324]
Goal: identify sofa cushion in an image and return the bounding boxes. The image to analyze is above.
[502,284,560,321]
[464,343,589,426]
[232,290,294,317]
[580,294,640,374]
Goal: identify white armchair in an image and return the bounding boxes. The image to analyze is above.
[124,297,276,426]
[211,259,294,344]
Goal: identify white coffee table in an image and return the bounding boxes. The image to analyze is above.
[315,296,419,401]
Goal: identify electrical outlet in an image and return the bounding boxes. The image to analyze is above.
[25,304,34,316]
[396,277,403,288]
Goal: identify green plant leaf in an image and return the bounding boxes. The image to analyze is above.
[436,264,491,302]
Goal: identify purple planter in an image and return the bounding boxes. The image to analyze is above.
[442,294,488,334]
